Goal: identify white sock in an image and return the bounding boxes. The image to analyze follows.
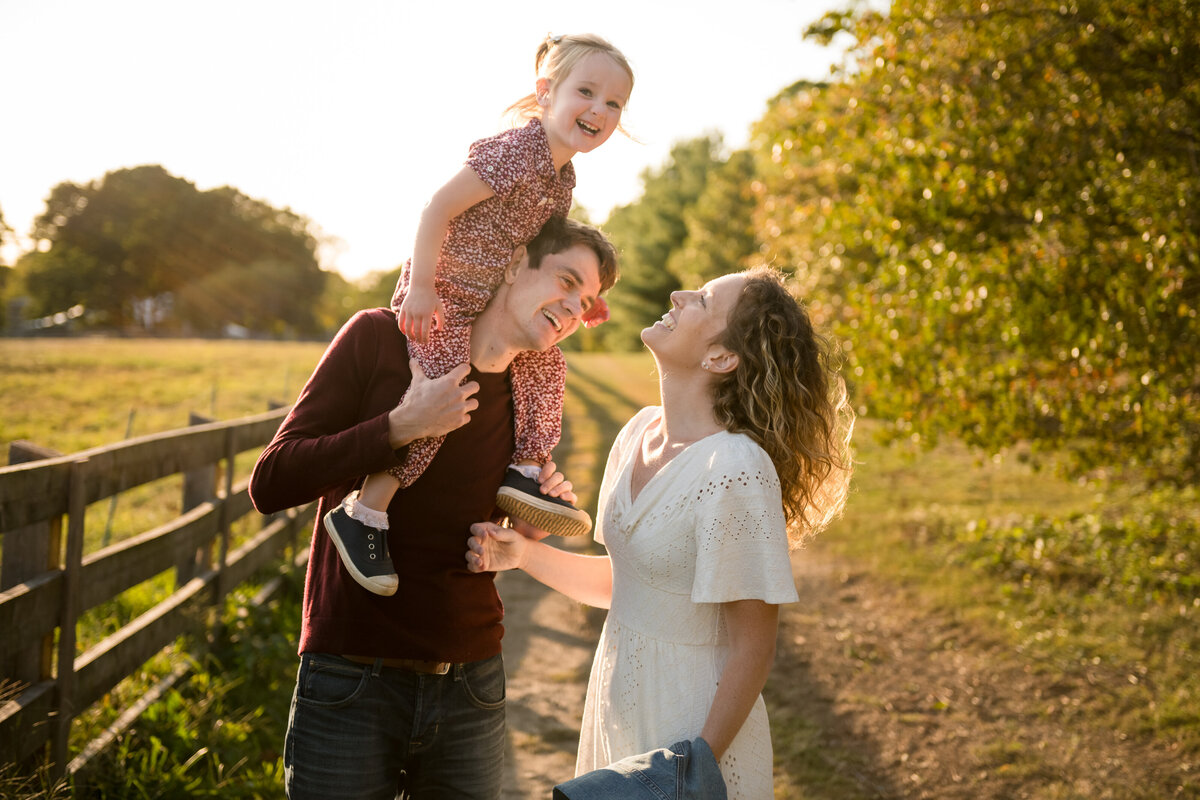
[344,491,390,530]
[510,463,541,480]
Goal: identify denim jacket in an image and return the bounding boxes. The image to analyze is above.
[553,738,727,800]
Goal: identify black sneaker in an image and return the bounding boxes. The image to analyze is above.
[495,468,592,537]
[323,505,399,596]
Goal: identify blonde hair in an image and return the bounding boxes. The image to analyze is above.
[712,267,855,548]
[506,33,635,127]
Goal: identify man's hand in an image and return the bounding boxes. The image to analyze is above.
[388,360,478,448]
[466,521,529,573]
[397,285,446,344]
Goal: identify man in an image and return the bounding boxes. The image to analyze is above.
[249,216,618,799]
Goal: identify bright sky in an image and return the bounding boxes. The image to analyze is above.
[1,0,867,281]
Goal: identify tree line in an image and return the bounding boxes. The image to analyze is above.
[0,165,386,337]
[591,0,1197,486]
[2,0,1195,484]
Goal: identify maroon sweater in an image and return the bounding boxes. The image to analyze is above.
[249,308,514,662]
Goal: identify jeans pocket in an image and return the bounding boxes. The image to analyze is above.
[459,654,506,711]
[296,655,369,708]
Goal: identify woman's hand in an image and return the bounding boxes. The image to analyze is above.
[466,521,529,573]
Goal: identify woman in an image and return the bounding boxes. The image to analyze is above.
[466,267,854,798]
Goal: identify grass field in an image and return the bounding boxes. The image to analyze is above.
[2,338,1196,797]
[0,337,329,459]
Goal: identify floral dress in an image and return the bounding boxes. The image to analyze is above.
[388,118,575,484]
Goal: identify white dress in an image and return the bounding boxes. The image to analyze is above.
[575,407,800,799]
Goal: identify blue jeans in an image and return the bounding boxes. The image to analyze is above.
[284,653,506,800]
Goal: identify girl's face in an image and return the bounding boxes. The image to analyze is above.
[539,52,631,164]
[641,273,747,369]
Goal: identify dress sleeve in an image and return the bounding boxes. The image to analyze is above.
[690,438,800,605]
[465,126,533,200]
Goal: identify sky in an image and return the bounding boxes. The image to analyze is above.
[0,0,868,281]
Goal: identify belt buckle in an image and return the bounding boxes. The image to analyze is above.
[432,662,451,675]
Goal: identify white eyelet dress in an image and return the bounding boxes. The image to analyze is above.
[575,407,800,799]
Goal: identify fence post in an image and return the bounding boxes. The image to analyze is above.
[214,428,236,605]
[50,457,89,779]
[1,442,64,703]
[178,413,216,587]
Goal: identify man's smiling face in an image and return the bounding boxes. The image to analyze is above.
[501,243,602,353]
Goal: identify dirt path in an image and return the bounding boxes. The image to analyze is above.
[497,539,1192,799]
[495,548,603,799]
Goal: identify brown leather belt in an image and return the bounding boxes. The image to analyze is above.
[342,655,453,675]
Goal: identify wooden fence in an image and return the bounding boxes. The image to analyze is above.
[0,407,314,779]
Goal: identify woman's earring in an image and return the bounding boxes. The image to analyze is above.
[701,360,710,371]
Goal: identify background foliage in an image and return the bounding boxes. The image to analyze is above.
[769,0,1200,486]
[3,3,1195,480]
[13,165,330,335]
[597,0,1199,486]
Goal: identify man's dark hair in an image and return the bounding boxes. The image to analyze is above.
[526,216,619,293]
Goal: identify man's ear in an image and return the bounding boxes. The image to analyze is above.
[535,78,552,107]
[504,245,529,284]
[705,344,739,374]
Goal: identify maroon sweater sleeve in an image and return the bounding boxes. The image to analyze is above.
[249,309,408,513]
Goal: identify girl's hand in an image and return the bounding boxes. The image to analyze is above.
[466,521,529,572]
[397,285,446,343]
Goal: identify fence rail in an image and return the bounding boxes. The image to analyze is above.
[0,408,313,778]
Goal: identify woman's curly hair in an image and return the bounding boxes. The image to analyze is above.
[711,267,854,548]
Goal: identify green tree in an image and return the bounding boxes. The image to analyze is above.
[23,165,327,334]
[0,204,10,264]
[599,134,735,349]
[667,149,761,289]
[757,0,1199,484]
[0,204,12,330]
[315,266,405,335]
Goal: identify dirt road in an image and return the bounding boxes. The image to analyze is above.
[497,539,1192,799]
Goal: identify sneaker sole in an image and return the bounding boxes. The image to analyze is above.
[495,489,592,537]
[323,512,400,596]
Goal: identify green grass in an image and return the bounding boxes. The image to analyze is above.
[1,338,327,798]
[3,340,1197,797]
[833,425,1199,747]
[1,338,328,460]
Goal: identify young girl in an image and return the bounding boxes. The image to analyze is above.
[324,33,634,596]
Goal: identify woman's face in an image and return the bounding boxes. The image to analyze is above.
[641,273,747,367]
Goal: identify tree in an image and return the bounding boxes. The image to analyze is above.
[23,165,327,334]
[0,204,11,265]
[598,134,743,349]
[757,0,1199,483]
[0,205,12,330]
[316,266,404,335]
[667,149,761,289]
